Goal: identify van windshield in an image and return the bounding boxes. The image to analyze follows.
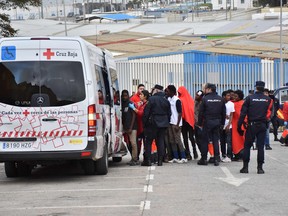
[0,61,85,107]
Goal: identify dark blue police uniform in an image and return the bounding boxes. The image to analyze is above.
[197,84,226,166]
[238,81,272,174]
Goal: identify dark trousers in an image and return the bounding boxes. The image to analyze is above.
[181,120,196,156]
[200,119,221,160]
[144,127,166,162]
[220,128,232,158]
[243,122,266,164]
[271,116,279,138]
[194,125,202,153]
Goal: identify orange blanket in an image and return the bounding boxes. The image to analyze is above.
[232,100,246,155]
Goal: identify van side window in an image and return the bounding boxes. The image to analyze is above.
[94,64,106,104]
[109,68,120,105]
[101,66,112,106]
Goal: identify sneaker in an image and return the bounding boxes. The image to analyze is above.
[126,159,133,165]
[222,157,231,163]
[176,159,183,164]
[181,158,188,163]
[168,158,177,163]
[265,146,272,150]
[129,160,140,166]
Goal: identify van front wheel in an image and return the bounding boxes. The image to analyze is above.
[95,145,108,175]
[5,162,18,178]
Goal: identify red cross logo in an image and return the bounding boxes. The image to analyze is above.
[43,48,55,60]
[23,110,30,117]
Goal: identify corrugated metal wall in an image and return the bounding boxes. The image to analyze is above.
[116,51,288,97]
[117,54,184,94]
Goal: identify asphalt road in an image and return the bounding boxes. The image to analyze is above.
[0,137,287,216]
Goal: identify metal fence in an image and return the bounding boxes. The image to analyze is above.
[116,61,288,96]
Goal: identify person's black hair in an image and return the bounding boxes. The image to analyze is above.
[121,89,129,97]
[248,89,254,94]
[227,89,234,93]
[234,89,244,100]
[264,88,269,93]
[141,90,150,100]
[222,90,227,97]
[138,84,145,89]
[206,83,216,92]
[167,85,177,95]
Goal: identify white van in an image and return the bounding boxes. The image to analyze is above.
[0,36,125,177]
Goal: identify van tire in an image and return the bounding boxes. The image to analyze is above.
[5,162,18,178]
[17,162,32,177]
[112,157,122,162]
[95,145,108,175]
[81,159,96,175]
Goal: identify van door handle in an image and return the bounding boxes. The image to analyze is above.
[42,118,57,122]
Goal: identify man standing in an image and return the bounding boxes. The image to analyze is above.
[142,84,171,166]
[269,90,280,141]
[166,85,187,163]
[220,90,235,162]
[197,83,226,166]
[194,90,204,155]
[238,81,272,174]
[130,84,145,104]
[130,83,145,159]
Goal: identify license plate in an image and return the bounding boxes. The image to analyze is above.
[2,142,32,150]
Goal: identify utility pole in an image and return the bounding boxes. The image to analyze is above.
[280,0,284,84]
[225,0,227,20]
[56,0,59,18]
[62,0,68,36]
[41,0,44,18]
[83,0,86,24]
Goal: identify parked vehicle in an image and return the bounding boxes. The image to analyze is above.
[274,85,288,105]
[0,36,125,177]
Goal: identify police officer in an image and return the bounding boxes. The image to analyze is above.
[197,83,226,166]
[238,81,273,174]
[142,84,171,166]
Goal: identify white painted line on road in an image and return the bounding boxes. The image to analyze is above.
[215,167,249,187]
[105,175,146,179]
[140,201,151,210]
[148,166,156,171]
[146,174,154,180]
[0,204,141,211]
[266,154,288,167]
[143,185,153,192]
[0,188,143,194]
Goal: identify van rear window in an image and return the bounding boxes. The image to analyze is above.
[0,61,85,107]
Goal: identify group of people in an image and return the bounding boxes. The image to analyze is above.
[121,80,278,174]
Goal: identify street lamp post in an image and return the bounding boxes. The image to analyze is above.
[280,0,283,84]
[62,0,68,36]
